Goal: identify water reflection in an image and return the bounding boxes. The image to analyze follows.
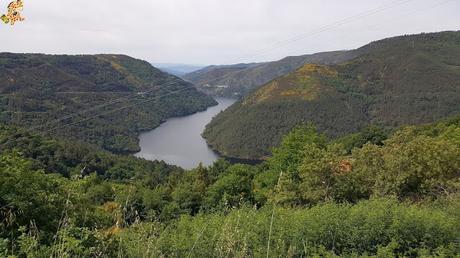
[135,97,236,169]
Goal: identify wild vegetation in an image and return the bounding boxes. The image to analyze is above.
[203,31,460,160]
[0,53,216,154]
[184,51,356,97]
[1,115,459,257]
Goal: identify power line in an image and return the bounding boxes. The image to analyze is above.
[363,0,455,32]
[13,0,426,136]
[287,0,454,56]
[23,76,187,133]
[41,85,193,134]
[233,0,416,63]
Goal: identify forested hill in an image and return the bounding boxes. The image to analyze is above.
[0,53,217,153]
[203,31,460,160]
[1,117,459,256]
[183,51,357,97]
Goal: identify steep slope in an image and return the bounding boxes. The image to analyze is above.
[0,53,217,153]
[183,63,261,96]
[203,31,460,160]
[183,51,357,97]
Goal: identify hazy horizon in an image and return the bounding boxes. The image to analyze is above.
[1,0,458,65]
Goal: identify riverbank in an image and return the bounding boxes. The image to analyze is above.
[135,98,237,169]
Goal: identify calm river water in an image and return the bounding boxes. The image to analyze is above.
[135,98,236,169]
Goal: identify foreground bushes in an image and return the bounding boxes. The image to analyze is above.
[1,118,459,257]
[269,119,460,206]
[119,198,459,257]
[4,198,459,257]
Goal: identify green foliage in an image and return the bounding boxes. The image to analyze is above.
[265,117,460,206]
[184,51,355,98]
[0,117,458,256]
[0,153,67,240]
[0,53,216,154]
[0,125,182,181]
[118,199,460,257]
[172,182,202,214]
[354,128,460,199]
[266,125,327,206]
[203,31,460,160]
[269,124,327,176]
[334,124,389,153]
[204,164,255,210]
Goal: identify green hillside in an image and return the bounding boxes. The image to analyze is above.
[203,31,460,160]
[183,51,357,97]
[0,53,216,153]
[1,116,459,257]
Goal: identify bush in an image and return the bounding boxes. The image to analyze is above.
[118,198,460,257]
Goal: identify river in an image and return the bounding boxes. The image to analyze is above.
[134,97,237,169]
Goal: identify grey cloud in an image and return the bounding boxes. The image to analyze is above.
[1,0,458,65]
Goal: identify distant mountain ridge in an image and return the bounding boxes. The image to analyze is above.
[183,51,358,97]
[0,53,216,153]
[203,31,460,160]
[153,63,205,76]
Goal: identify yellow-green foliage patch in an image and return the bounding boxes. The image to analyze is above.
[244,64,339,104]
[243,81,280,105]
[96,56,144,87]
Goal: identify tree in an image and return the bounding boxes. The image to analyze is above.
[268,125,327,206]
[0,152,67,241]
[204,164,255,209]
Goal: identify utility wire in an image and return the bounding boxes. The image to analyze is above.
[15,0,426,136]
[41,85,193,134]
[233,0,416,62]
[365,0,455,31]
[24,77,185,133]
[287,0,454,55]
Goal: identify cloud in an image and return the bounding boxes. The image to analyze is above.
[1,0,458,64]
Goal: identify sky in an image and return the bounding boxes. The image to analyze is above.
[1,0,458,65]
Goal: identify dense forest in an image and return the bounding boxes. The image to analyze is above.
[1,115,459,257]
[184,51,357,97]
[0,53,216,154]
[203,31,460,160]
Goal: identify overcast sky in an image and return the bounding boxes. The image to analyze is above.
[1,0,458,65]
